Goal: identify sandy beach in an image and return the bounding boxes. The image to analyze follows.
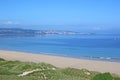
[0,50,120,75]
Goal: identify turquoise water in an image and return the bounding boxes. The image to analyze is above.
[0,34,120,62]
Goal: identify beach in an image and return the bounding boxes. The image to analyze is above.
[0,50,120,75]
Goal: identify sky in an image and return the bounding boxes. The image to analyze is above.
[0,0,120,32]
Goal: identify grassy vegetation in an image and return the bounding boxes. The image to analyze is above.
[0,58,120,80]
[92,73,120,80]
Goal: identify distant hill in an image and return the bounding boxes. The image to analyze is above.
[0,28,94,37]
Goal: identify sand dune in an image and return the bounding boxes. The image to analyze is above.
[0,50,120,75]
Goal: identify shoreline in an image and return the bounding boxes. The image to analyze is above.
[1,49,120,63]
[0,50,120,75]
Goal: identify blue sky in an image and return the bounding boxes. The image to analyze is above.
[0,0,120,32]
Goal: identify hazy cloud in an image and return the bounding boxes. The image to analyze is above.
[1,21,20,25]
[93,27,102,30]
[93,25,108,31]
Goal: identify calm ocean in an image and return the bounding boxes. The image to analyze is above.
[0,34,120,62]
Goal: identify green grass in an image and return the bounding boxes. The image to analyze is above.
[0,58,119,80]
[92,73,120,80]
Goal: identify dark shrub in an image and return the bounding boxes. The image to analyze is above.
[114,77,120,80]
[92,73,113,80]
[0,58,5,61]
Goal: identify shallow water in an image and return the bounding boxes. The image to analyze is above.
[0,34,120,62]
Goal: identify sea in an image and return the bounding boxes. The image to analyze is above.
[0,33,120,62]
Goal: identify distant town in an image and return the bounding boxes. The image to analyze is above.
[0,28,94,37]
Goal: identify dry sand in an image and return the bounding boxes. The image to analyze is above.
[0,50,120,75]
